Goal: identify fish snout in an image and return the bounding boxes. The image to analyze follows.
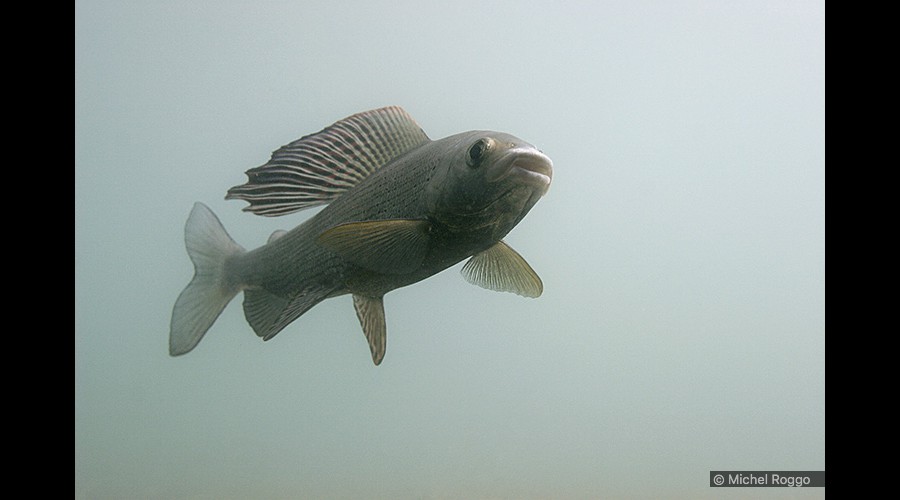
[493,148,553,192]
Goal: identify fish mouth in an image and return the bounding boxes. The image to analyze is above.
[492,148,553,192]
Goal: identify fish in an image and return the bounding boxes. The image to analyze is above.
[169,106,552,365]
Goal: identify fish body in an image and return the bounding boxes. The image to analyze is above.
[170,107,552,364]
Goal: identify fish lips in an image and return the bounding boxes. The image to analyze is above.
[489,148,553,194]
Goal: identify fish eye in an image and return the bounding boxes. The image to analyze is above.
[467,138,492,168]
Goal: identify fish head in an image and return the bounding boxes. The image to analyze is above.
[427,131,553,240]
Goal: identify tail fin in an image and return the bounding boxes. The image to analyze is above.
[169,202,246,355]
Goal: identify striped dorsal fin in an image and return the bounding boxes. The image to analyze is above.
[226,106,430,217]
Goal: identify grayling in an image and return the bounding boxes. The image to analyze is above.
[76,1,824,498]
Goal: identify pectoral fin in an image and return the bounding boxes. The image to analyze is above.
[317,219,431,274]
[353,294,387,365]
[461,241,543,298]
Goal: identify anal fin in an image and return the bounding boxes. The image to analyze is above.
[243,286,332,341]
